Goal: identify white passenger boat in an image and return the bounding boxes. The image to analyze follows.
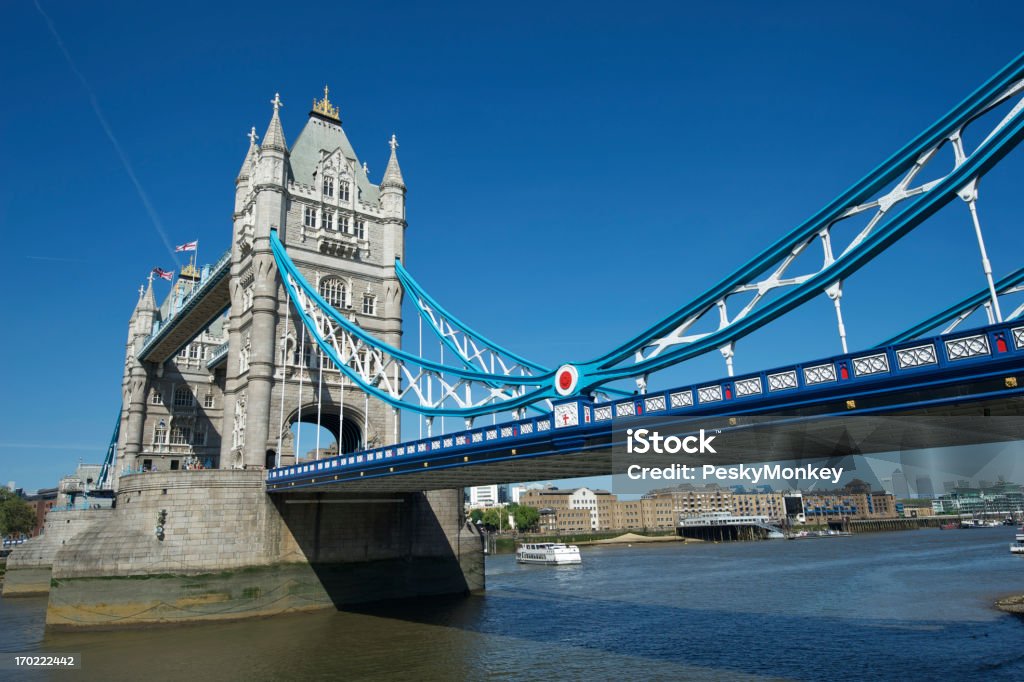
[1011,529,1024,555]
[516,542,582,565]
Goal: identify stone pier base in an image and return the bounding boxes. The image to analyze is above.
[2,509,113,597]
[41,471,483,628]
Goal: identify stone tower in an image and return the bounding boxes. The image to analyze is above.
[222,87,406,469]
[114,87,406,476]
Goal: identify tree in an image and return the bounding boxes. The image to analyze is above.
[469,508,484,524]
[509,503,540,532]
[0,489,36,539]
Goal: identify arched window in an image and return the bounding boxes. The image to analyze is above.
[174,385,194,407]
[319,277,347,309]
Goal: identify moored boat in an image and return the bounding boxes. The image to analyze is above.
[516,542,582,565]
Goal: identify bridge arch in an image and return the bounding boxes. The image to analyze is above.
[285,403,363,459]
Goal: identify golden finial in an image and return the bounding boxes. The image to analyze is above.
[312,85,340,122]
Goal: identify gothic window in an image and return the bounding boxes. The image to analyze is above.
[339,181,350,202]
[192,427,207,446]
[303,205,317,228]
[174,385,194,407]
[319,277,347,309]
[302,342,314,368]
[178,346,189,359]
[339,215,350,234]
[203,393,215,408]
[355,219,366,239]
[188,344,201,360]
[323,176,334,198]
[324,211,335,230]
[362,294,377,316]
[150,389,163,405]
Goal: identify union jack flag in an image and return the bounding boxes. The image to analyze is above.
[152,267,173,281]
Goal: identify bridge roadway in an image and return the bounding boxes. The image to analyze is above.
[137,251,232,363]
[267,321,1024,493]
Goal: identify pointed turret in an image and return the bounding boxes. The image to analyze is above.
[131,277,158,341]
[237,127,259,182]
[380,134,406,190]
[262,93,287,152]
[380,134,407,225]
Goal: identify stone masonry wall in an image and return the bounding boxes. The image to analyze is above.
[3,509,113,596]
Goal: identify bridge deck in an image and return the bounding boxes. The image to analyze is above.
[137,251,232,363]
[268,322,1024,493]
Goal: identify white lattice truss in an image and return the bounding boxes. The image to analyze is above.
[635,77,1024,375]
[414,296,554,412]
[285,272,546,417]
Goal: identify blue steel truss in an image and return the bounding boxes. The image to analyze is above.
[97,408,120,490]
[275,52,1024,419]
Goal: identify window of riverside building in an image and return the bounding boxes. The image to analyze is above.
[355,219,365,239]
[362,294,376,316]
[339,181,350,201]
[319,277,347,309]
[323,176,334,197]
[324,211,335,230]
[203,393,214,408]
[174,385,194,407]
[303,205,317,228]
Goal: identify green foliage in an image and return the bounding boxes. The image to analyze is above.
[0,489,36,539]
[469,503,541,532]
[510,504,540,532]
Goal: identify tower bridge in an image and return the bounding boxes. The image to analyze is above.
[7,56,1024,627]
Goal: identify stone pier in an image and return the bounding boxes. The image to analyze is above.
[2,508,113,597]
[29,471,481,628]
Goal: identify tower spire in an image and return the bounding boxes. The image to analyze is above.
[381,134,405,190]
[262,93,287,152]
[237,126,260,181]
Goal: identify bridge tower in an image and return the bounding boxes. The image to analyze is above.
[222,88,405,469]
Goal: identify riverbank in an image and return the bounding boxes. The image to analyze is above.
[492,530,679,553]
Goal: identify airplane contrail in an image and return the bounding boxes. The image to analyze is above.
[33,0,181,268]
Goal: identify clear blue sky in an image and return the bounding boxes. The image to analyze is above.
[2,1,1023,491]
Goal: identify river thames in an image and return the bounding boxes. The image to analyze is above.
[3,527,1024,680]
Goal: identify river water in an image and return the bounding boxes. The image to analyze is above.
[2,527,1024,681]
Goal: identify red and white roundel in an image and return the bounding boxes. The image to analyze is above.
[554,364,579,396]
